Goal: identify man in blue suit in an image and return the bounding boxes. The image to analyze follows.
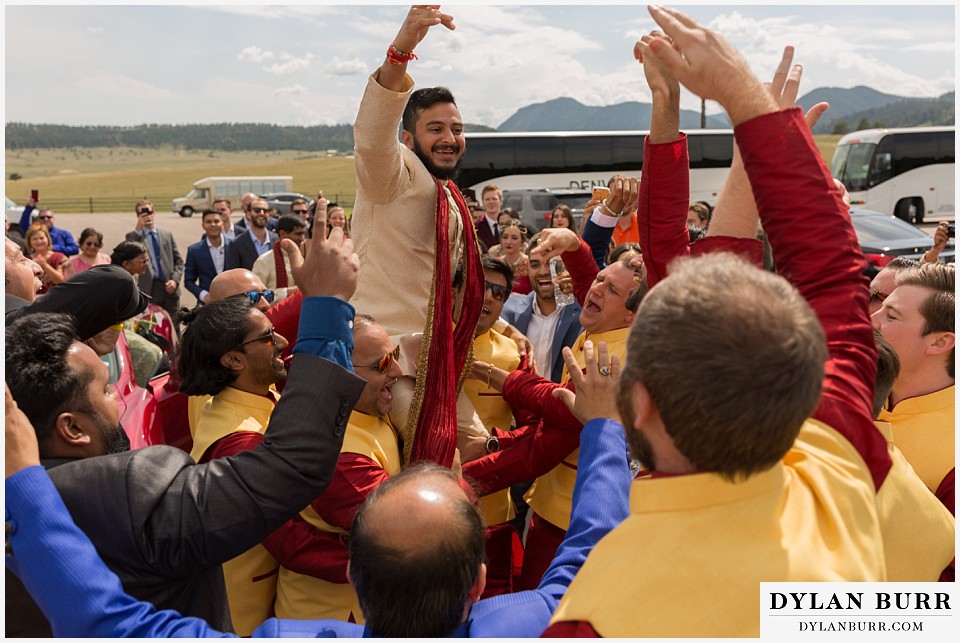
[501,232,583,383]
[225,198,280,271]
[184,209,230,305]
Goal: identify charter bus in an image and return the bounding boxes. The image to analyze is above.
[171,175,293,217]
[830,126,955,223]
[458,130,734,205]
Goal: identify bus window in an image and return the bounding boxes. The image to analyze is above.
[567,136,613,170]
[937,131,955,163]
[869,152,891,186]
[517,138,564,172]
[835,142,875,192]
[892,132,938,176]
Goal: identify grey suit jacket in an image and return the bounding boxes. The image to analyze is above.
[5,353,364,636]
[125,228,184,294]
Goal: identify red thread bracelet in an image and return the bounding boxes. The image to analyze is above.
[386,44,418,65]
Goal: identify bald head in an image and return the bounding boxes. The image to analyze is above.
[208,269,270,311]
[349,464,485,637]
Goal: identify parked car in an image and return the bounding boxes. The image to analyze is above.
[259,192,310,215]
[849,207,955,276]
[501,188,593,233]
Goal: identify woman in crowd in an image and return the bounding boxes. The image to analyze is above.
[550,204,579,236]
[110,240,150,278]
[498,218,531,294]
[63,228,111,278]
[326,203,351,238]
[26,224,67,294]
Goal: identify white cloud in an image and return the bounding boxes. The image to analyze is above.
[905,42,956,53]
[263,53,314,76]
[71,70,175,100]
[86,26,104,34]
[275,85,308,98]
[324,57,368,76]
[238,46,274,63]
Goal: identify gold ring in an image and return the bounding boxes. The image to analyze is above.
[598,365,611,376]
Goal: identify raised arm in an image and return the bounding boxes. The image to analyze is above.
[374,5,454,92]
[646,6,889,488]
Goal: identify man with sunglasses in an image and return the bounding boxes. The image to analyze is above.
[226,198,280,272]
[125,199,184,318]
[18,199,79,257]
[269,313,404,623]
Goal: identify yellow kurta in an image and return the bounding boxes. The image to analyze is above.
[191,386,280,637]
[873,420,954,581]
[526,327,631,530]
[550,419,886,637]
[274,411,401,624]
[463,328,521,525]
[878,385,955,495]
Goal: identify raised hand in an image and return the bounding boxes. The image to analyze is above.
[392,5,456,55]
[644,5,775,126]
[636,31,680,98]
[552,341,622,426]
[6,384,40,478]
[284,205,359,301]
[529,227,582,263]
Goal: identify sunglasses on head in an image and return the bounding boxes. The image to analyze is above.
[235,327,278,350]
[485,280,509,303]
[237,290,275,305]
[353,344,400,374]
[870,287,889,305]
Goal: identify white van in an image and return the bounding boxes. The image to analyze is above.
[172,176,293,217]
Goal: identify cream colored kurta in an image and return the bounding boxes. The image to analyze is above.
[252,248,297,303]
[351,73,466,340]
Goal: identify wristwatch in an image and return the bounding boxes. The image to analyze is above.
[485,435,500,454]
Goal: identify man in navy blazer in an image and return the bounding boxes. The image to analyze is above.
[184,209,230,304]
[500,233,582,383]
[225,198,279,271]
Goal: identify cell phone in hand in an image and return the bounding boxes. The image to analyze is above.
[593,186,610,202]
[30,189,39,201]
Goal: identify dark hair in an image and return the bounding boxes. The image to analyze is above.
[350,463,484,638]
[688,202,711,226]
[201,208,221,222]
[176,297,256,396]
[110,240,147,266]
[212,198,232,209]
[886,256,921,271]
[78,227,104,248]
[402,87,457,133]
[482,254,514,291]
[608,242,642,265]
[873,330,900,419]
[617,256,647,313]
[5,313,93,449]
[276,214,306,235]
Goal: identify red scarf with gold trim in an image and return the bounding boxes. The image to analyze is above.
[404,179,484,467]
[272,244,289,288]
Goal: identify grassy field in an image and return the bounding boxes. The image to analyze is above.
[5,147,358,212]
[6,136,843,212]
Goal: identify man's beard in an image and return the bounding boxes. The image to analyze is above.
[251,352,287,386]
[412,136,463,181]
[99,421,131,455]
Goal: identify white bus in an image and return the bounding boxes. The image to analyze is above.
[830,126,954,223]
[458,130,734,205]
[172,175,293,217]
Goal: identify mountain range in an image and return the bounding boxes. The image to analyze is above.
[495,86,955,134]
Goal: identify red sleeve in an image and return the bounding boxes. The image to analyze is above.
[561,239,599,306]
[541,620,602,637]
[638,135,691,288]
[736,108,890,491]
[502,369,578,428]
[266,289,303,359]
[197,431,264,463]
[260,453,390,583]
[310,453,391,530]
[462,417,581,496]
[512,274,532,295]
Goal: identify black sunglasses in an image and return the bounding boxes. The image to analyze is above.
[251,207,270,214]
[235,327,278,350]
[352,344,400,374]
[235,290,275,305]
[292,208,310,215]
[138,209,154,216]
[485,280,510,303]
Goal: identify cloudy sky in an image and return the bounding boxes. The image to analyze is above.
[4,2,955,129]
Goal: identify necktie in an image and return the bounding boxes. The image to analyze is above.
[492,222,499,238]
[149,231,165,281]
